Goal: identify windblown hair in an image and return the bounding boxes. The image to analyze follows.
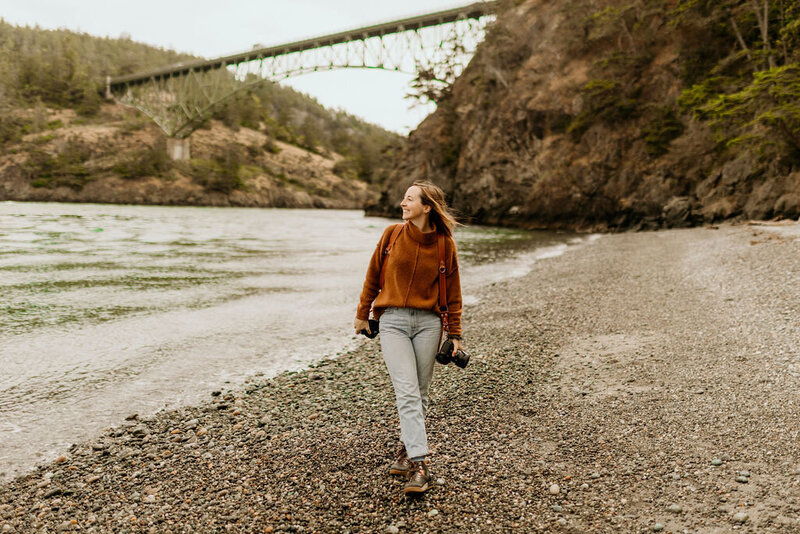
[412,180,460,236]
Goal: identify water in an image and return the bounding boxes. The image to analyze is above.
[0,202,596,480]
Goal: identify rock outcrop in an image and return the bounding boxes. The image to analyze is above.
[371,0,800,230]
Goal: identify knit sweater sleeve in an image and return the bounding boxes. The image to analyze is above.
[445,237,463,338]
[356,225,396,320]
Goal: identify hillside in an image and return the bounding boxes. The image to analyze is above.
[0,21,401,207]
[371,0,800,230]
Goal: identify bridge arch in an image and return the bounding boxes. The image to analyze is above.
[106,2,496,156]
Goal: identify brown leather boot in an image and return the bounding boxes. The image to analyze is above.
[403,460,431,495]
[388,442,414,476]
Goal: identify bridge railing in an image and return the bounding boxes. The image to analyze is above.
[108,1,496,89]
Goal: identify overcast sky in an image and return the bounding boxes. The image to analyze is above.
[0,0,479,133]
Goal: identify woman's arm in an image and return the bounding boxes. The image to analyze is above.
[355,225,395,321]
[444,238,463,339]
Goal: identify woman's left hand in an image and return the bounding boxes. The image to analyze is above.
[451,338,464,355]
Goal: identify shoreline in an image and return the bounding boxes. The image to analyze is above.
[2,223,799,532]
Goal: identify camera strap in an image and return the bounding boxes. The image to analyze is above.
[437,233,449,337]
[378,223,404,290]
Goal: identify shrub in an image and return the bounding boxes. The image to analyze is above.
[23,137,94,190]
[190,147,245,193]
[643,106,685,156]
[568,79,641,139]
[112,139,171,179]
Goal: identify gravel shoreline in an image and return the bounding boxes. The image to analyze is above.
[2,223,799,533]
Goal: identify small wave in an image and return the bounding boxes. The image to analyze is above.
[0,421,23,433]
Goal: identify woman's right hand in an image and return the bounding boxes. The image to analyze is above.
[354,318,370,335]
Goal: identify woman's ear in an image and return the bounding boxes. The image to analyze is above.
[423,205,432,214]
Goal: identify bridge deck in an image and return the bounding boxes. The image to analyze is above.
[109,1,496,88]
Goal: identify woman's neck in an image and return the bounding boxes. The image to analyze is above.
[409,215,433,233]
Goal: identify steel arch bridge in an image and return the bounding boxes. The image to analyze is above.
[106,2,496,149]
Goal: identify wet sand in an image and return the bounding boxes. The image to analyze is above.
[1,223,799,533]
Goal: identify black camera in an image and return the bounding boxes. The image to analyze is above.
[359,319,380,339]
[435,338,470,369]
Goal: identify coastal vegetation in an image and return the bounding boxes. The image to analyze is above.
[0,20,402,204]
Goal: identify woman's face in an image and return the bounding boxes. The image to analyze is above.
[400,186,430,222]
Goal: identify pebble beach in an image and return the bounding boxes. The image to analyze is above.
[1,222,799,533]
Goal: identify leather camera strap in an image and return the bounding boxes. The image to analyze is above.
[378,223,404,290]
[437,232,449,336]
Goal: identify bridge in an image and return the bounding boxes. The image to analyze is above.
[105,1,497,159]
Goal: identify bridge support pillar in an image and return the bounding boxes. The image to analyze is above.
[167,137,191,161]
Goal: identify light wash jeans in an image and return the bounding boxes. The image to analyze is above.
[379,307,442,459]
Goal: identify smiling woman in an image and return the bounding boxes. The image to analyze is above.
[355,180,463,496]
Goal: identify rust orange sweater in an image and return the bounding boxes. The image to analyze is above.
[357,222,462,337]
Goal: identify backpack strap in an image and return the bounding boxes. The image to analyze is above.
[437,233,449,335]
[378,223,404,289]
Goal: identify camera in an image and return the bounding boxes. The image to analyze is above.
[435,338,470,369]
[359,319,380,339]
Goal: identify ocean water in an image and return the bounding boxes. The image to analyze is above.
[0,202,597,480]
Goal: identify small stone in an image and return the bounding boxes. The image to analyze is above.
[124,414,138,421]
[580,483,589,490]
[551,505,563,513]
[549,483,561,495]
[732,512,749,524]
[671,473,681,480]
[436,478,445,485]
[736,475,749,484]
[557,518,567,526]
[385,527,399,534]
[738,470,750,478]
[142,494,156,503]
[55,456,67,464]
[86,475,101,483]
[667,504,683,514]
[652,523,664,532]
[2,524,13,533]
[590,472,601,479]
[184,419,199,430]
[711,458,723,466]
[427,509,439,518]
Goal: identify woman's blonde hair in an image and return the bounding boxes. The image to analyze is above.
[412,180,460,236]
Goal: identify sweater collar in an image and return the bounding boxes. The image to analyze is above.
[404,221,438,245]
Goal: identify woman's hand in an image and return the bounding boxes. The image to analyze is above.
[354,318,371,335]
[451,338,464,355]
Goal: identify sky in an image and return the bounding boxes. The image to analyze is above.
[0,0,479,133]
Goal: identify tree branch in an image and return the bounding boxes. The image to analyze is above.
[730,17,752,60]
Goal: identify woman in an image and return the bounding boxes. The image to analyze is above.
[354,180,464,496]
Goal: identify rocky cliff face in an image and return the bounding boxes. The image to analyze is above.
[371,0,800,230]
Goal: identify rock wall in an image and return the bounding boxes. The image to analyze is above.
[370,0,800,230]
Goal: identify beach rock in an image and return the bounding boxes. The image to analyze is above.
[732,512,749,524]
[667,504,683,514]
[549,484,560,495]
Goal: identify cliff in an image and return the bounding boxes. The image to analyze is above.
[371,0,800,230]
